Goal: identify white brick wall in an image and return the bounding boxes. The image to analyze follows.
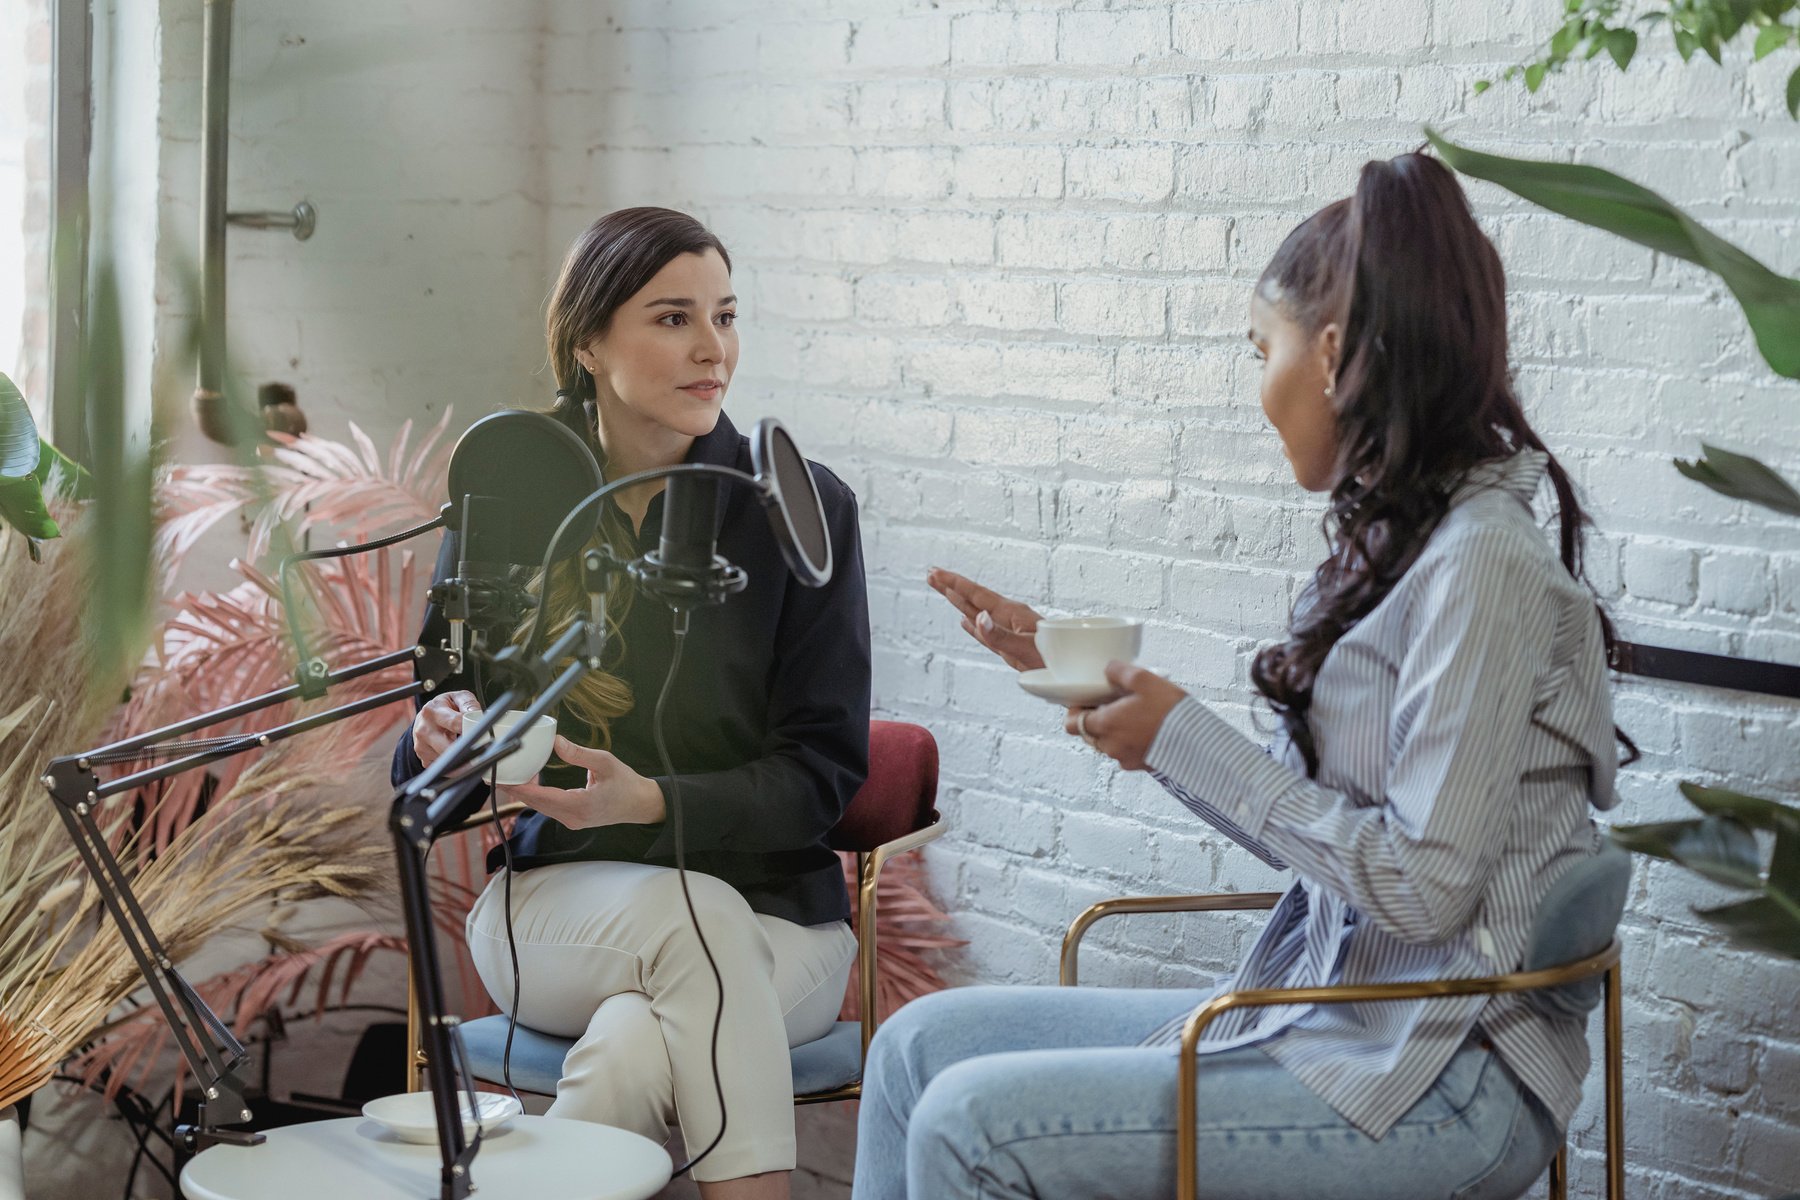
[96,1,1800,1196]
[542,3,1800,1196]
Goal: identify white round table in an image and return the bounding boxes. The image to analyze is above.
[180,1115,672,1200]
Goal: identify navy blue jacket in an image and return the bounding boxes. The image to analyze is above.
[391,411,871,926]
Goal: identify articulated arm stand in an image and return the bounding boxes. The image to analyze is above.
[42,642,452,1151]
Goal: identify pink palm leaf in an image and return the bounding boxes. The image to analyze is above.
[838,851,965,1025]
[73,930,407,1101]
[105,550,423,854]
[154,410,454,576]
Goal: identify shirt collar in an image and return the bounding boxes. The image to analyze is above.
[1451,447,1548,510]
[684,409,743,469]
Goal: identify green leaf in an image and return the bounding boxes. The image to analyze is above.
[1717,5,1748,43]
[1427,130,1800,378]
[1768,807,1800,908]
[1551,20,1583,58]
[1679,781,1800,831]
[1755,23,1791,58]
[1607,26,1639,69]
[1612,815,1764,889]
[0,479,60,540]
[1675,27,1700,58]
[33,437,93,498]
[1525,62,1550,92]
[1674,444,1800,514]
[0,373,60,540]
[1695,895,1800,959]
[0,372,36,478]
[83,259,155,677]
[1788,63,1800,118]
[1618,784,1800,960]
[1473,79,1493,94]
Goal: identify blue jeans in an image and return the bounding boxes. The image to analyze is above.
[853,986,1561,1200]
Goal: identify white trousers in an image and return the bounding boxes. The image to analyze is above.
[466,861,858,1182]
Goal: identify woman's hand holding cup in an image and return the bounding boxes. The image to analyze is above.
[928,568,1045,672]
[1064,662,1189,772]
[412,690,484,768]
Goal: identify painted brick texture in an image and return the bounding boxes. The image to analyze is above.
[541,4,1800,1197]
[97,2,1799,1197]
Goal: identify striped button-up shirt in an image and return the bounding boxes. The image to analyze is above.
[1142,448,1620,1139]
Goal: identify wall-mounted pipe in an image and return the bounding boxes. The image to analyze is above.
[195,0,317,445]
[194,0,232,442]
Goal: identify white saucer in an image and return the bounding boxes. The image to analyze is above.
[361,1091,523,1144]
[1018,668,1122,707]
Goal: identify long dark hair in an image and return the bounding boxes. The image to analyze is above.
[1248,153,1635,777]
[524,207,733,737]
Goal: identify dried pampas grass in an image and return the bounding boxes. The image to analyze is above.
[0,509,119,1110]
[2,416,472,1113]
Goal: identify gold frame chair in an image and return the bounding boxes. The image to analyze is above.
[406,802,946,1105]
[1061,894,1624,1200]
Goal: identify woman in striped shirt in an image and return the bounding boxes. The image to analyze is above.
[852,152,1635,1200]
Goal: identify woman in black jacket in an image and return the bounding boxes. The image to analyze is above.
[392,208,871,1200]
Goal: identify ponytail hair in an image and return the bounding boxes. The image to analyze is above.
[1248,153,1635,776]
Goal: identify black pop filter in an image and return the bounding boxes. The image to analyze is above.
[446,410,604,570]
[750,418,832,588]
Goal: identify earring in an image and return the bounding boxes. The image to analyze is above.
[1324,383,1335,398]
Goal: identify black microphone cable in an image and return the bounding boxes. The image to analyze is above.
[483,606,729,1176]
[470,656,526,1116]
[658,608,730,1179]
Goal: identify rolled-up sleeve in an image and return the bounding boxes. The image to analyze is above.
[1145,526,1554,945]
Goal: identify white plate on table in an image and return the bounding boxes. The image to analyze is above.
[361,1091,523,1144]
[1018,668,1122,707]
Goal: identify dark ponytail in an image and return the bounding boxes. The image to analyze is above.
[1248,153,1636,776]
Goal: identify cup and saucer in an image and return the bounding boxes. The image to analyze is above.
[1017,616,1143,707]
[461,709,558,784]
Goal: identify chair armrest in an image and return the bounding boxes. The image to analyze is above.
[1061,893,1283,987]
[854,820,948,1056]
[1172,940,1624,1200]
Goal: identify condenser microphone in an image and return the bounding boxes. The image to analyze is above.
[654,473,721,573]
[631,472,745,610]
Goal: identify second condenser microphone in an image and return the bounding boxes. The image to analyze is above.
[631,472,746,609]
[654,473,721,572]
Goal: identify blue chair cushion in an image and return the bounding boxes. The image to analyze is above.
[456,1015,863,1099]
[1521,841,1632,1018]
[790,1021,863,1095]
[459,1014,569,1096]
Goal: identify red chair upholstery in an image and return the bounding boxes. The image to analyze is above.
[829,720,940,853]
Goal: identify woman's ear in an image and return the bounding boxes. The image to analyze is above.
[573,334,605,379]
[1317,322,1342,394]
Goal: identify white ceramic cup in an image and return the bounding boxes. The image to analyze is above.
[461,709,558,785]
[1034,616,1144,684]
